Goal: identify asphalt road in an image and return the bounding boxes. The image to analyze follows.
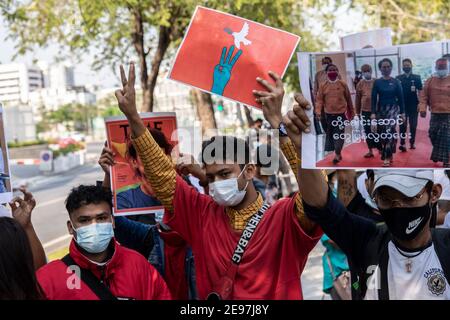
[10,141,105,253]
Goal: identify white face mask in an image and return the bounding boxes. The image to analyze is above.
[209,167,249,207]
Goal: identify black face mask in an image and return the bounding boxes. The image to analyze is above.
[379,203,431,241]
[403,67,412,74]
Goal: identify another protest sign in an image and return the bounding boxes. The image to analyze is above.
[169,6,300,109]
[0,104,12,204]
[105,112,178,218]
[299,39,450,169]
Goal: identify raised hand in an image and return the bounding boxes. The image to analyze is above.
[9,187,36,229]
[253,71,285,128]
[176,153,207,183]
[115,62,137,118]
[211,45,243,95]
[282,93,312,154]
[98,143,116,175]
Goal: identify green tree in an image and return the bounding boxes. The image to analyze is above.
[102,105,123,118]
[351,0,450,44]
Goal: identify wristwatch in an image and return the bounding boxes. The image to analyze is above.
[278,122,289,137]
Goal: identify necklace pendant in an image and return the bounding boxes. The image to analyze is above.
[405,260,412,273]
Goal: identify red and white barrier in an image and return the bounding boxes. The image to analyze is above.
[10,159,41,165]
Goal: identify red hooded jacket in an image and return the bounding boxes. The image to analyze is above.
[37,239,171,300]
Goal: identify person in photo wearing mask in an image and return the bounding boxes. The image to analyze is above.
[115,62,322,300]
[282,99,450,300]
[419,58,450,168]
[396,59,422,151]
[371,58,405,167]
[36,185,171,300]
[316,64,354,164]
[355,64,377,158]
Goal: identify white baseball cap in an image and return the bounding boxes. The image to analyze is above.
[373,170,434,197]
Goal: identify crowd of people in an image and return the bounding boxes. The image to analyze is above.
[313,55,450,168]
[0,61,449,301]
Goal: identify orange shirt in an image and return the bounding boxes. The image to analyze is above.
[314,69,341,97]
[355,79,375,114]
[419,76,450,114]
[315,80,354,116]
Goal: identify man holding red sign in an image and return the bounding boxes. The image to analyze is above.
[114,62,322,300]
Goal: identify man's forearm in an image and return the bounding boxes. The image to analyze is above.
[132,129,177,212]
[298,169,328,209]
[102,173,111,188]
[337,170,357,207]
[24,225,47,270]
[127,112,146,139]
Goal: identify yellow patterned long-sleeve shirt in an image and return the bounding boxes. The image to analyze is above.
[133,130,315,233]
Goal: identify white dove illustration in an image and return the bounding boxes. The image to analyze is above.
[224,22,252,49]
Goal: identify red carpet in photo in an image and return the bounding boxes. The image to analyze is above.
[316,113,444,168]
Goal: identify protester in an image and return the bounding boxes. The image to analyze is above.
[337,169,383,223]
[114,62,322,300]
[117,129,172,213]
[321,234,350,300]
[396,58,422,151]
[355,64,377,158]
[284,97,450,300]
[0,188,45,300]
[102,128,173,225]
[419,58,450,168]
[315,64,354,164]
[0,218,44,300]
[320,171,351,300]
[36,185,171,300]
[371,58,405,167]
[435,170,450,226]
[99,147,197,300]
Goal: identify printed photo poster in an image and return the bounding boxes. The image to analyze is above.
[0,104,12,204]
[169,6,300,109]
[299,39,450,169]
[105,112,178,217]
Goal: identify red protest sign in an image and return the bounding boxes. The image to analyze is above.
[169,6,300,109]
[105,113,178,217]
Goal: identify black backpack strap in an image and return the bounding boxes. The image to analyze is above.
[432,228,450,284]
[62,254,117,300]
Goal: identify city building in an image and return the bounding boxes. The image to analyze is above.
[0,63,43,142]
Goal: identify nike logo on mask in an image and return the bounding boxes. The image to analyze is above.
[405,217,424,235]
